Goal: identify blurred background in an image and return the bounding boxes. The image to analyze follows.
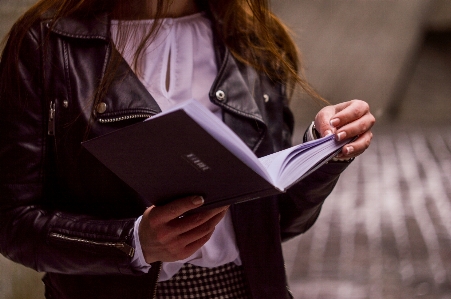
[1,0,451,298]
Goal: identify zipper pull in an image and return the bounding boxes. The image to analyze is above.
[48,101,55,136]
[115,242,135,258]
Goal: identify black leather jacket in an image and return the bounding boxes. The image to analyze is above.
[0,12,350,299]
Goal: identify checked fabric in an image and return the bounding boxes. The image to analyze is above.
[156,262,251,299]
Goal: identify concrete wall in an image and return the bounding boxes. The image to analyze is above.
[428,0,451,30]
[0,0,37,41]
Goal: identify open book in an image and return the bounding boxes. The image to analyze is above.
[82,99,352,211]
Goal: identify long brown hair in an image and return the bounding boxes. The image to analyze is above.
[1,0,323,103]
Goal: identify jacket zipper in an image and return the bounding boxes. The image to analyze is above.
[48,100,155,130]
[49,232,135,257]
[152,262,162,299]
[98,114,154,123]
[48,101,56,136]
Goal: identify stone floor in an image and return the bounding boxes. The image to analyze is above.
[283,125,451,299]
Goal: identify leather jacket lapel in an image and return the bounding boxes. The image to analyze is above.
[48,13,162,122]
[211,47,267,152]
[96,49,162,123]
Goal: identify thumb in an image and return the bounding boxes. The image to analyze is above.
[314,106,336,137]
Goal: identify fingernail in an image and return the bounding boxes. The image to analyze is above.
[346,146,354,155]
[330,118,340,127]
[192,196,204,206]
[336,131,346,141]
[325,130,333,136]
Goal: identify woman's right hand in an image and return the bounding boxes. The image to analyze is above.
[138,196,228,264]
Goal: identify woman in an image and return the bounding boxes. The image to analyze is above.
[0,0,375,298]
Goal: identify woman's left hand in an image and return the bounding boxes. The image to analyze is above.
[314,99,375,159]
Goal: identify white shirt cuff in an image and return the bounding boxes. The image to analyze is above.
[131,216,152,273]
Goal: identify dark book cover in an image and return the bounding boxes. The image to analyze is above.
[82,110,280,211]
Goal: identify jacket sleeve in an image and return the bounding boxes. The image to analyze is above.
[277,97,351,241]
[278,162,350,241]
[0,22,142,276]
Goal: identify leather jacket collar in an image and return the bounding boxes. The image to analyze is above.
[47,12,110,40]
[47,12,268,151]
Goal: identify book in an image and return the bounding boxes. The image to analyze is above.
[82,99,352,211]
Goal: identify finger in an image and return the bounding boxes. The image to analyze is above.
[151,196,205,224]
[172,206,229,235]
[158,208,227,261]
[141,204,226,255]
[164,230,215,262]
[336,130,373,158]
[334,113,376,141]
[183,231,215,258]
[329,100,371,128]
[314,106,336,137]
[329,100,353,113]
[177,208,227,248]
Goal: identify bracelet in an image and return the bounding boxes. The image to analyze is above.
[305,121,354,163]
[304,121,321,142]
[331,156,354,163]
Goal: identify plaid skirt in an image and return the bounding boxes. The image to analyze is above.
[156,262,251,299]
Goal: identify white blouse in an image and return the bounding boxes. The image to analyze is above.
[110,13,241,282]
